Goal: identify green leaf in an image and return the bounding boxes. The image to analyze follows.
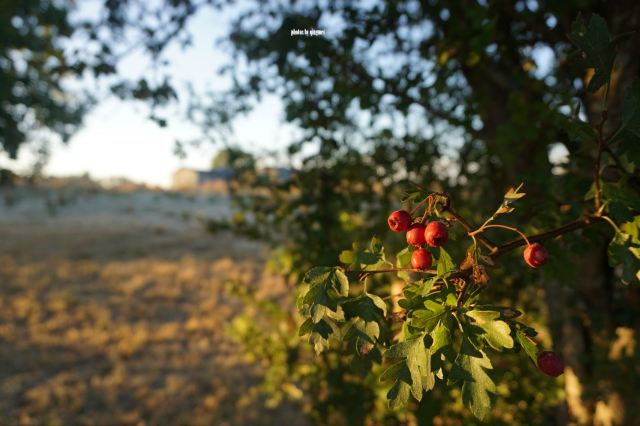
[366,292,388,317]
[396,246,413,268]
[305,319,336,355]
[338,250,356,264]
[339,237,389,270]
[449,346,496,420]
[380,360,406,382]
[370,236,384,255]
[387,372,412,409]
[410,301,447,332]
[466,310,514,351]
[396,246,414,282]
[430,314,454,356]
[347,322,380,361]
[299,318,315,336]
[602,183,640,223]
[420,277,437,296]
[344,317,379,343]
[608,231,640,284]
[383,336,435,407]
[437,247,454,276]
[339,245,380,268]
[303,267,349,297]
[471,305,522,319]
[342,293,387,322]
[342,292,388,353]
[515,326,539,365]
[299,267,349,323]
[622,216,640,243]
[568,14,615,92]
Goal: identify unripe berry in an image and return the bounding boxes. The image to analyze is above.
[523,243,549,268]
[406,223,427,247]
[411,248,433,270]
[388,210,412,232]
[425,221,449,247]
[537,351,564,377]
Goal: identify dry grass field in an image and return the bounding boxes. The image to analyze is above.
[0,186,304,425]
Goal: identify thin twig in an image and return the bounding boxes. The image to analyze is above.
[456,280,469,307]
[594,110,608,210]
[490,215,605,258]
[435,193,497,252]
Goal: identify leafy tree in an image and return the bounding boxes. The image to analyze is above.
[0,0,87,158]
[214,2,640,424]
[0,0,213,160]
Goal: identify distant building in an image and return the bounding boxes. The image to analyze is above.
[171,167,235,191]
[171,166,294,192]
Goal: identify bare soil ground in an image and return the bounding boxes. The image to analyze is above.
[0,187,304,425]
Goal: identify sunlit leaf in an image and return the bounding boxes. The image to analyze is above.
[466,310,514,351]
[449,340,496,420]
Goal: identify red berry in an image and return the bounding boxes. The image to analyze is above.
[425,221,449,247]
[411,248,433,270]
[537,351,564,377]
[406,223,427,247]
[388,210,412,232]
[523,243,549,268]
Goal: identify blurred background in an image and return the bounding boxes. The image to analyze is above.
[1,0,639,425]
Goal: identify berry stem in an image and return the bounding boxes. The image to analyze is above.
[471,224,532,247]
[409,197,428,216]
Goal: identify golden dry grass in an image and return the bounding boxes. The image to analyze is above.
[0,214,303,425]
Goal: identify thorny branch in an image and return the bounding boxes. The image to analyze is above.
[346,210,607,321]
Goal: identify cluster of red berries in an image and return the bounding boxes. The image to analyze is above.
[388,210,550,271]
[387,210,449,271]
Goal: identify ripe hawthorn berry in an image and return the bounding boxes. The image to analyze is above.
[523,243,549,268]
[406,223,427,247]
[425,221,449,247]
[388,210,412,232]
[411,248,432,270]
[537,351,564,377]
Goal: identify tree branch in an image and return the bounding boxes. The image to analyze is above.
[594,111,608,210]
[490,215,606,259]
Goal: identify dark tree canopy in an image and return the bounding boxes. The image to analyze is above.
[0,0,86,158]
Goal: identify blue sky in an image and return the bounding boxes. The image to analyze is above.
[0,3,295,188]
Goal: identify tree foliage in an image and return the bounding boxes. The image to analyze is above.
[0,0,86,158]
[214,2,640,424]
